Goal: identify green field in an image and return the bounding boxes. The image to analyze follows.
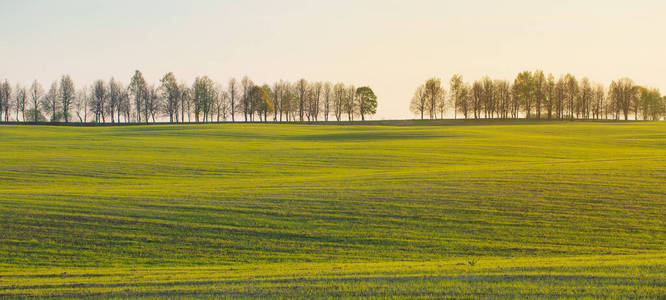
[1,121,665,298]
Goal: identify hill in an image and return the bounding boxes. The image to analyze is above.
[0,121,664,298]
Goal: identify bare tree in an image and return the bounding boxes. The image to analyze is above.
[564,74,578,120]
[283,82,296,122]
[533,70,545,119]
[323,82,332,121]
[180,83,191,122]
[14,85,26,122]
[129,70,147,123]
[544,74,555,119]
[302,83,312,122]
[160,72,179,123]
[307,82,322,121]
[42,81,60,122]
[457,83,472,119]
[472,81,483,119]
[345,85,356,121]
[28,80,43,122]
[481,77,494,118]
[59,75,75,122]
[554,76,566,119]
[272,80,285,121]
[120,87,131,123]
[228,78,238,122]
[73,86,89,123]
[143,85,151,124]
[108,78,122,124]
[592,84,605,120]
[146,85,160,123]
[92,80,107,123]
[578,78,593,119]
[219,90,230,121]
[241,76,251,122]
[0,80,11,122]
[270,82,279,121]
[297,79,307,122]
[495,80,511,119]
[449,74,463,119]
[333,83,345,121]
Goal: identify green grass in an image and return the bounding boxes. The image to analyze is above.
[0,120,665,298]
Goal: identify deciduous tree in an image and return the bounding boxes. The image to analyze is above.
[29,80,43,122]
[14,85,26,122]
[60,75,75,122]
[449,74,463,119]
[0,80,11,122]
[410,85,426,120]
[544,74,555,119]
[345,85,356,121]
[228,78,238,122]
[108,78,122,124]
[92,80,107,123]
[43,81,60,122]
[495,80,511,119]
[333,83,345,121]
[129,70,147,123]
[160,72,179,123]
[74,87,88,123]
[323,82,332,121]
[513,71,533,119]
[533,70,545,119]
[356,86,377,121]
[241,76,252,122]
[564,74,578,120]
[578,78,593,119]
[424,78,444,119]
[297,79,307,122]
[472,81,483,119]
[192,76,217,122]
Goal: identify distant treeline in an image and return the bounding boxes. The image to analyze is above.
[410,71,666,121]
[0,71,377,124]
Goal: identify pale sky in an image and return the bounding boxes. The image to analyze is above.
[1,0,665,119]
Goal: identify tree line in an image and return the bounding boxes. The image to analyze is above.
[0,71,378,124]
[410,71,666,121]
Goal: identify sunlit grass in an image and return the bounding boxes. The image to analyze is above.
[0,120,664,297]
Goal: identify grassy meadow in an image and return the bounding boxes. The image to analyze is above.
[0,120,665,298]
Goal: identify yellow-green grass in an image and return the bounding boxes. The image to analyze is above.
[2,254,664,298]
[0,120,665,298]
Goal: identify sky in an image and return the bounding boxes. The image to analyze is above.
[1,0,665,120]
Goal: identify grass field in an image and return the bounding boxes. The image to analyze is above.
[0,120,665,298]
